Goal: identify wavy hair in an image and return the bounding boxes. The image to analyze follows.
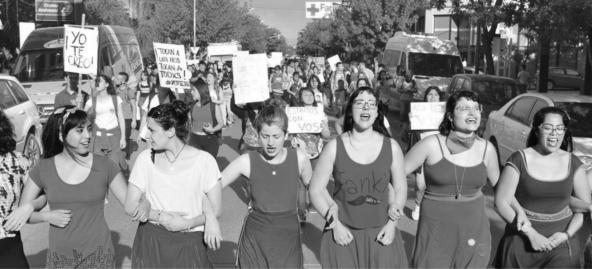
[343,87,390,137]
[438,90,480,136]
[526,106,573,151]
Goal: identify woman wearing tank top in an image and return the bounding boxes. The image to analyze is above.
[188,73,224,158]
[221,105,312,268]
[495,107,590,268]
[404,91,502,268]
[309,87,408,268]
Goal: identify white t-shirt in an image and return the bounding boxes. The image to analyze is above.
[129,149,221,232]
[84,95,123,130]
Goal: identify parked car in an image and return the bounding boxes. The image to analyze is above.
[536,66,584,91]
[0,75,43,166]
[483,92,592,166]
[447,74,525,132]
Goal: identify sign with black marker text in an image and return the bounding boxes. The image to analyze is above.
[63,25,98,75]
[153,43,191,90]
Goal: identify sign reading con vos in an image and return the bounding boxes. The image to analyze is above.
[63,25,98,75]
[286,106,325,134]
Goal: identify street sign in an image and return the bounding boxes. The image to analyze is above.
[305,2,339,19]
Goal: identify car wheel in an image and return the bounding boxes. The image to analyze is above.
[24,132,41,167]
[547,80,555,90]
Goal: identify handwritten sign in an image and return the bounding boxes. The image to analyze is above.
[232,53,270,104]
[63,25,98,75]
[153,43,190,90]
[409,102,446,130]
[327,54,341,71]
[286,106,325,133]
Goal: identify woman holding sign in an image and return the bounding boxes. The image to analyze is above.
[221,105,312,268]
[404,90,499,268]
[290,87,331,222]
[408,86,443,221]
[309,87,408,268]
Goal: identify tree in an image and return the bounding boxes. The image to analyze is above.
[296,19,335,56]
[84,0,131,27]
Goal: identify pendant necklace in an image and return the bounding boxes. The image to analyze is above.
[165,143,186,170]
[453,159,467,199]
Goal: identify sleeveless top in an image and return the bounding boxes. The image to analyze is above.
[506,150,582,214]
[248,149,299,213]
[191,102,214,135]
[423,136,488,196]
[138,81,150,95]
[333,136,391,229]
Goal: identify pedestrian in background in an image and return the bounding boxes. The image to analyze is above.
[114,72,137,160]
[220,78,235,126]
[54,72,89,109]
[495,107,590,268]
[125,101,222,268]
[136,71,151,125]
[221,105,312,268]
[310,87,408,268]
[188,80,224,158]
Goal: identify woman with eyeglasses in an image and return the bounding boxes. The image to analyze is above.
[310,87,408,268]
[404,90,501,268]
[494,107,591,268]
[11,106,147,268]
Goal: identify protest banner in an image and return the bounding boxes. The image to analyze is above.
[267,52,283,68]
[409,102,446,130]
[63,25,98,75]
[153,42,191,91]
[286,106,325,133]
[327,54,341,71]
[232,53,269,104]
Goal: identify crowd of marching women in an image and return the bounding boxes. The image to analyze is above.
[2,57,592,269]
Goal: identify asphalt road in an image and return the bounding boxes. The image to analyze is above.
[20,110,509,268]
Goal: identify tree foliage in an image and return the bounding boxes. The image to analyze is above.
[84,0,130,27]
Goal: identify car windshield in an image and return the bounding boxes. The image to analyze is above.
[408,53,464,77]
[473,80,522,105]
[555,102,592,138]
[11,49,64,82]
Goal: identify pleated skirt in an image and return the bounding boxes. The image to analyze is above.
[237,209,303,268]
[412,195,491,268]
[320,225,408,268]
[131,222,211,268]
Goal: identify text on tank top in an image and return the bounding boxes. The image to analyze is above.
[248,149,300,213]
[423,136,487,196]
[332,136,391,229]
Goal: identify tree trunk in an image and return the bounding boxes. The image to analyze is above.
[555,42,560,66]
[482,22,498,75]
[475,23,482,73]
[538,31,551,93]
[583,29,592,96]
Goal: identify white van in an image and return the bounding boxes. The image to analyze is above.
[11,25,143,122]
[380,31,463,110]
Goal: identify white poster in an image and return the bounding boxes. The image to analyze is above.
[327,54,341,71]
[267,52,283,68]
[409,102,446,130]
[63,25,98,75]
[232,53,270,104]
[153,43,191,90]
[19,22,36,49]
[286,106,325,133]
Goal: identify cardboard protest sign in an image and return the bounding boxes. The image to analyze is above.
[286,106,325,133]
[327,55,341,71]
[153,43,191,90]
[409,102,446,130]
[63,25,98,75]
[232,53,269,104]
[310,56,325,69]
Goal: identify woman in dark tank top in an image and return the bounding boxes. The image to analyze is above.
[220,105,312,268]
[495,107,591,268]
[309,87,408,268]
[404,90,503,268]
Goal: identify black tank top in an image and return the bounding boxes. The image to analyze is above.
[332,135,391,229]
[248,149,300,213]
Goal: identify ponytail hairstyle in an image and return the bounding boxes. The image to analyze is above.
[147,100,191,142]
[343,87,390,138]
[42,106,90,159]
[96,75,116,96]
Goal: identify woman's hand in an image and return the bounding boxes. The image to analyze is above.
[548,232,569,248]
[42,209,72,228]
[203,123,214,134]
[388,207,402,222]
[332,220,354,246]
[130,198,150,222]
[204,215,222,250]
[159,212,189,232]
[516,211,531,232]
[376,220,397,246]
[523,227,554,252]
[120,137,127,149]
[4,204,34,231]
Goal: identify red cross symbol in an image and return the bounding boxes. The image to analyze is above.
[307,3,320,17]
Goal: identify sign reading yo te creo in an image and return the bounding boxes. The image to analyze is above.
[63,25,98,75]
[286,106,325,134]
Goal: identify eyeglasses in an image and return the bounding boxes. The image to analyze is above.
[455,105,482,113]
[352,100,377,109]
[539,123,567,134]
